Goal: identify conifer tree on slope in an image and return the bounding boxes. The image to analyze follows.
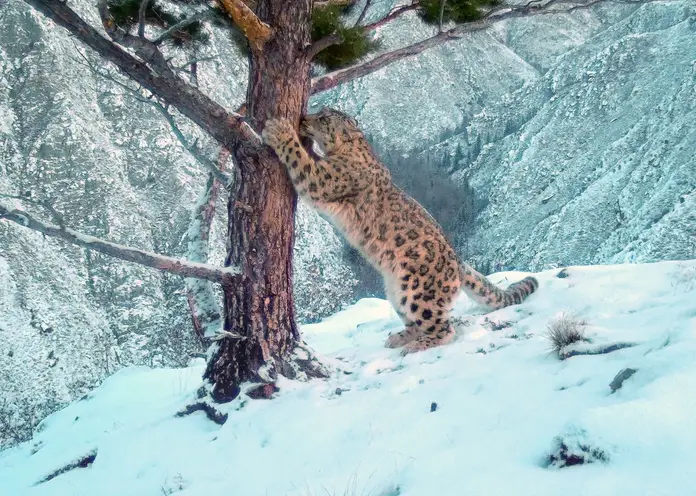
[4,0,654,410]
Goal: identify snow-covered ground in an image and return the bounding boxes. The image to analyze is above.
[2,260,696,495]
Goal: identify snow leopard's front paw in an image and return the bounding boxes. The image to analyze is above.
[385,327,420,349]
[262,118,296,153]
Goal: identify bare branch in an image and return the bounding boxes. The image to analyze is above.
[0,192,65,228]
[97,0,173,77]
[153,10,215,45]
[0,204,241,285]
[174,55,219,70]
[73,48,233,186]
[439,0,447,32]
[362,3,420,32]
[315,0,358,7]
[153,103,233,186]
[355,0,374,27]
[306,32,343,61]
[138,0,152,38]
[216,0,272,50]
[22,0,259,149]
[312,0,665,94]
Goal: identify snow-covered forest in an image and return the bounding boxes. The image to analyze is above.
[1,0,695,493]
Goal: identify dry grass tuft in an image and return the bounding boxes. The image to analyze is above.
[546,313,589,358]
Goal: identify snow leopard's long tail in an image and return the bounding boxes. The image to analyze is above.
[459,262,539,310]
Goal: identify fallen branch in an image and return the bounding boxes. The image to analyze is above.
[0,204,240,285]
[312,0,664,94]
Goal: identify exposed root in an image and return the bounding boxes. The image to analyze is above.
[176,402,228,425]
[280,341,332,381]
[35,449,97,485]
[562,342,636,359]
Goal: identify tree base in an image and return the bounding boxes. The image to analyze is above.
[187,341,331,422]
[279,341,331,381]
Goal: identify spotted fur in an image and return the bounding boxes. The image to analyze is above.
[262,108,538,354]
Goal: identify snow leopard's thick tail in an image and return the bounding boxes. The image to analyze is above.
[459,263,539,310]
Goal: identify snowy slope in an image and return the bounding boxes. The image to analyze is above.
[2,260,695,495]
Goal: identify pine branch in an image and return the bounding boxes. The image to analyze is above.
[97,0,173,77]
[216,0,272,50]
[312,0,665,94]
[0,204,241,285]
[22,0,259,150]
[153,10,215,45]
[354,0,374,26]
[306,32,344,61]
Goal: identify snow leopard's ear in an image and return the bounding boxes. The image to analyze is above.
[341,127,363,143]
[339,116,363,142]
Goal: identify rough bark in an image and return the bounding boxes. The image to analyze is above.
[202,0,327,403]
[21,0,328,407]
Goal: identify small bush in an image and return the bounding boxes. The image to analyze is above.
[546,313,588,357]
[418,0,500,25]
[545,436,608,468]
[671,262,696,292]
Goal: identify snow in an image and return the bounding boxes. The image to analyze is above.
[2,260,696,495]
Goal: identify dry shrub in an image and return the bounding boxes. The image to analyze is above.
[546,313,588,358]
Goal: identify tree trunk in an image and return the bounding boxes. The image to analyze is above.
[203,0,324,402]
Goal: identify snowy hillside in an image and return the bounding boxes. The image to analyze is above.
[2,260,695,495]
